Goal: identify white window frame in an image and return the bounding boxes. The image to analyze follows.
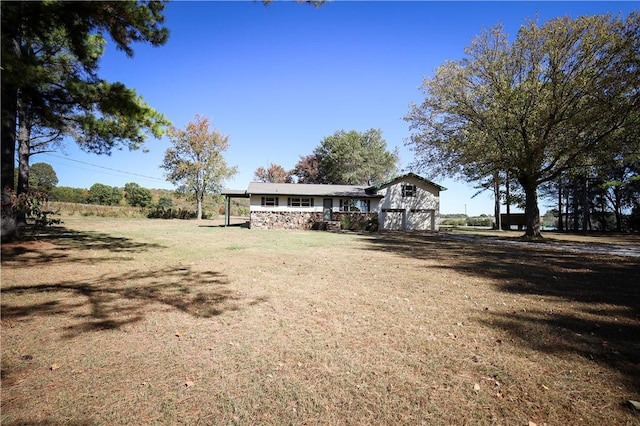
[340,199,371,212]
[287,197,314,207]
[261,196,279,207]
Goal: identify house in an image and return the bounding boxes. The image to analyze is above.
[222,173,446,231]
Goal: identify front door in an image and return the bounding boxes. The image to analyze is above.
[323,198,332,221]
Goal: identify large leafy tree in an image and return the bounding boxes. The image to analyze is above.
[406,13,640,237]
[291,154,321,184]
[87,183,122,206]
[124,182,153,208]
[29,162,58,194]
[307,129,398,185]
[50,186,88,204]
[1,1,170,240]
[254,163,293,183]
[161,115,238,220]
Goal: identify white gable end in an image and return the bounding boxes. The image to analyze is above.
[377,175,441,231]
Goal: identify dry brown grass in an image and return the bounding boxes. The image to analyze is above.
[1,217,639,425]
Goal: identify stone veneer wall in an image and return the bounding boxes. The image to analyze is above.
[250,211,379,230]
[250,211,324,230]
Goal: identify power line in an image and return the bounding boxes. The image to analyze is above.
[42,152,166,182]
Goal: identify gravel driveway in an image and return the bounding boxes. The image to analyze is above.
[443,233,640,258]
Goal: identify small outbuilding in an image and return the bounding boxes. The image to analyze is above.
[222,173,446,231]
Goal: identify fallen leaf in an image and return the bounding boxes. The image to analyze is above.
[528,422,537,426]
[473,383,480,392]
[50,363,61,371]
[628,400,640,411]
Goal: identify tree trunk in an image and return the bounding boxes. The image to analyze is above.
[1,88,18,240]
[505,172,511,230]
[572,181,579,231]
[16,109,31,226]
[196,197,203,220]
[613,187,622,232]
[557,176,564,231]
[522,180,541,238]
[564,186,570,232]
[1,13,20,242]
[493,171,501,230]
[581,176,589,233]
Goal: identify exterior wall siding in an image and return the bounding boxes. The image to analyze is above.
[244,175,440,231]
[377,176,440,231]
[249,196,380,213]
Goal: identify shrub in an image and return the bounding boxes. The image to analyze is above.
[5,189,61,229]
[466,216,493,227]
[442,218,467,226]
[339,213,378,232]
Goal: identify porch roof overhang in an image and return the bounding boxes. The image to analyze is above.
[221,189,249,198]
[221,189,250,226]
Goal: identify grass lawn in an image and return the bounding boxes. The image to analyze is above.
[1,216,639,425]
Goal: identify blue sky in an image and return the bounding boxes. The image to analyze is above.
[41,1,638,216]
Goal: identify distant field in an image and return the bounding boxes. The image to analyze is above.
[2,216,639,425]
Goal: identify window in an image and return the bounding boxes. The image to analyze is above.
[261,196,279,207]
[402,184,416,197]
[340,199,370,212]
[287,197,314,207]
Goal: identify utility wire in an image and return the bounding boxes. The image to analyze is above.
[42,152,166,182]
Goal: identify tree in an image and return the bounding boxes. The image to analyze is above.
[406,13,640,237]
[1,1,170,241]
[291,154,321,184]
[157,196,174,210]
[254,163,293,183]
[124,182,153,208]
[161,115,238,220]
[87,183,122,206]
[311,129,398,185]
[29,162,58,194]
[50,186,88,204]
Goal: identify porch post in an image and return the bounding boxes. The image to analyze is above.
[225,195,230,226]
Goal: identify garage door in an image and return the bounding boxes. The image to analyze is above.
[381,209,403,230]
[407,209,434,231]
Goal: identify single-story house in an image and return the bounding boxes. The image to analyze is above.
[222,173,446,231]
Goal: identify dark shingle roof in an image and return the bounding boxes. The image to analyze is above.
[246,182,382,198]
[368,173,446,191]
[223,173,445,198]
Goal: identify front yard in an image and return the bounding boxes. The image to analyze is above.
[1,217,638,425]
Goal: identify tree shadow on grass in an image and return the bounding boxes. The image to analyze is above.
[0,224,167,266]
[360,232,640,392]
[1,265,264,338]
